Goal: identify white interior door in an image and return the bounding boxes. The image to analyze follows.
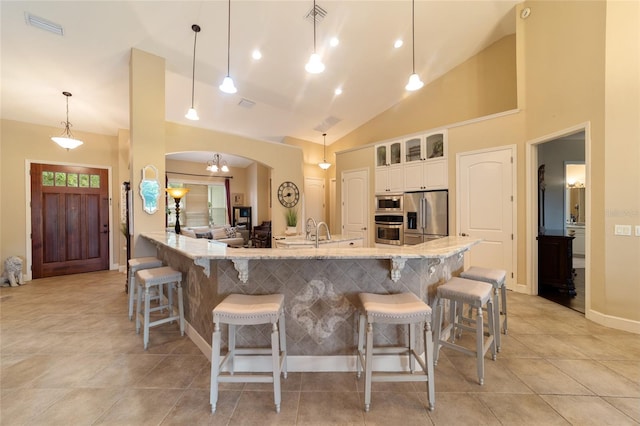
[304,177,325,225]
[342,169,369,246]
[457,146,516,289]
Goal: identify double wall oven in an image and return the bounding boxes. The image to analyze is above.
[374,194,403,245]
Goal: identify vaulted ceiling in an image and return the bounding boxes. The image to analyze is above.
[1,1,518,147]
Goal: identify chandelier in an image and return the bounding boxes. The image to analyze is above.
[206,153,229,173]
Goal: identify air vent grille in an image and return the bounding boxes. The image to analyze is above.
[238,98,256,109]
[313,116,341,132]
[24,12,64,36]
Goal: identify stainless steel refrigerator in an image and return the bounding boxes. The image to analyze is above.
[403,190,448,245]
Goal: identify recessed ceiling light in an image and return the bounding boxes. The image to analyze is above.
[394,39,403,49]
[252,49,262,60]
[334,88,343,96]
[330,37,339,47]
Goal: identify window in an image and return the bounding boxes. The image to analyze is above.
[166,180,228,227]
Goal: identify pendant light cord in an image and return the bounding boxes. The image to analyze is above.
[323,133,327,161]
[190,26,198,108]
[226,0,231,76]
[313,0,317,53]
[411,0,416,73]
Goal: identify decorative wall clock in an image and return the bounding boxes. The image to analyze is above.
[277,181,300,208]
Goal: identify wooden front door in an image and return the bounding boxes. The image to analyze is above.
[31,163,110,278]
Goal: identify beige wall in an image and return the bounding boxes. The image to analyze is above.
[0,119,119,278]
[603,0,640,321]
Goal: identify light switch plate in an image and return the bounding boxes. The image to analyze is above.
[615,224,632,236]
[636,225,640,237]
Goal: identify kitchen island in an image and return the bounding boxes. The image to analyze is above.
[141,232,480,371]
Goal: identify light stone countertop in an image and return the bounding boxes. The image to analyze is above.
[142,231,481,283]
[141,232,481,261]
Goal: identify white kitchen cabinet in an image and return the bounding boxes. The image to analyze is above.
[404,159,448,191]
[375,165,404,193]
[375,140,402,167]
[339,239,363,248]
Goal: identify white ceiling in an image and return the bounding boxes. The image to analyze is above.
[1,0,518,154]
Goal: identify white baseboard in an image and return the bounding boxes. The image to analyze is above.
[587,309,640,334]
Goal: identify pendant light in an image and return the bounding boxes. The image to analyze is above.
[185,24,201,120]
[305,0,325,74]
[405,0,424,91]
[318,133,331,170]
[219,0,237,94]
[51,91,83,150]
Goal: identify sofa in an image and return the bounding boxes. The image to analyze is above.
[179,225,249,247]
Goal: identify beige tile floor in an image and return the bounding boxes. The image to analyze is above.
[1,270,639,425]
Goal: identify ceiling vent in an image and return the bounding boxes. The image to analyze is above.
[304,4,327,24]
[238,98,256,109]
[24,12,64,36]
[313,115,341,133]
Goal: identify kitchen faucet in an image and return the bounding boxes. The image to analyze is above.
[315,221,331,248]
[305,217,317,240]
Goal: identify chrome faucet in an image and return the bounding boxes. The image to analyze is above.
[315,221,331,248]
[305,217,317,240]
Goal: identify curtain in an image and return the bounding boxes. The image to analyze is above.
[225,178,231,224]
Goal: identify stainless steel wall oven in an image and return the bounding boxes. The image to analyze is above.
[374,214,404,245]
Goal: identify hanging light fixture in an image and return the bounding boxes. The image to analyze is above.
[318,133,331,170]
[206,153,229,173]
[219,0,237,94]
[51,91,83,150]
[185,24,201,120]
[305,0,325,74]
[405,0,424,91]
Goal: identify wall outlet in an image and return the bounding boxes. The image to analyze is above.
[636,225,640,237]
[614,224,632,236]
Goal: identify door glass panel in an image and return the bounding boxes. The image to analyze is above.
[55,172,66,186]
[67,173,78,187]
[79,174,90,187]
[390,142,401,165]
[42,171,54,186]
[376,145,387,167]
[426,134,444,159]
[90,174,100,188]
[405,138,422,162]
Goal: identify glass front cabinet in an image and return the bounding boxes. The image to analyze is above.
[375,131,448,194]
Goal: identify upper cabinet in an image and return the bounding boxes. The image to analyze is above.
[376,131,448,193]
[376,140,402,167]
[375,140,404,193]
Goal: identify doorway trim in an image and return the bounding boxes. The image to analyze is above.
[25,159,115,281]
[525,122,591,306]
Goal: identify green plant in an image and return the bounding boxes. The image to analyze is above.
[285,208,298,227]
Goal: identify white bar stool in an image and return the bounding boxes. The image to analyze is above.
[356,292,435,412]
[210,293,287,414]
[433,277,497,385]
[127,256,163,320]
[460,266,508,340]
[135,266,184,350]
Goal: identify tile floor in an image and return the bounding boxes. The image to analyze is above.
[1,270,639,425]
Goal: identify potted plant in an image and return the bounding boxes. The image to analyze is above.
[285,208,298,235]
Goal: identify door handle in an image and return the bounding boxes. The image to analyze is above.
[361,227,367,231]
[460,232,469,237]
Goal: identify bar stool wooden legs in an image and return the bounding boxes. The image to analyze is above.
[210,294,287,414]
[356,292,435,412]
[433,277,496,385]
[127,257,163,320]
[135,266,184,350]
